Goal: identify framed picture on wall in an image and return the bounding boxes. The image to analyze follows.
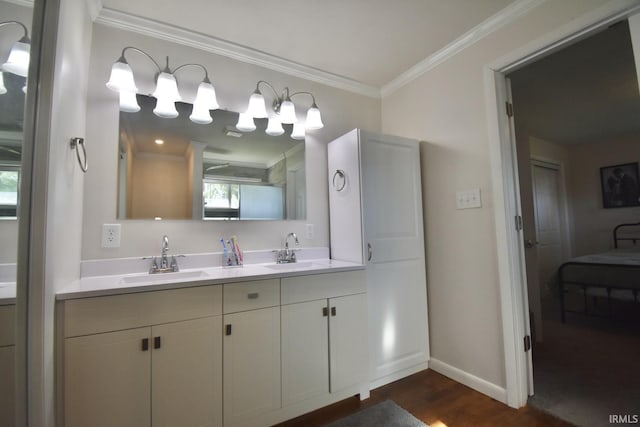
[600,162,640,208]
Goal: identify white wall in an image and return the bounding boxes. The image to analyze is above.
[381,0,615,393]
[0,1,33,264]
[82,24,381,261]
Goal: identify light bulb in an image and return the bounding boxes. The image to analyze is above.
[106,60,137,92]
[2,39,30,77]
[119,90,140,113]
[291,122,305,140]
[236,112,256,132]
[265,117,284,136]
[305,104,324,130]
[279,99,297,124]
[247,90,268,118]
[0,72,6,95]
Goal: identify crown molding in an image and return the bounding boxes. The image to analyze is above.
[381,0,546,97]
[95,8,381,99]
[86,0,103,21]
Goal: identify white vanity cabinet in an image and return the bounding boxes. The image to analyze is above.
[222,279,281,427]
[328,129,429,388]
[0,304,15,426]
[281,271,367,407]
[61,286,223,427]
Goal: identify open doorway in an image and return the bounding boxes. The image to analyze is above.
[507,18,640,426]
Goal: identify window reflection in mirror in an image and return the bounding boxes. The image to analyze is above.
[117,95,306,220]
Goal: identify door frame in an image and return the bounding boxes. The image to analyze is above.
[484,0,640,408]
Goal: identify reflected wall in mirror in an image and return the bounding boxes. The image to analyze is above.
[117,95,306,220]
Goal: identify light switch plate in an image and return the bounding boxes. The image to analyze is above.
[306,223,315,239]
[456,189,482,209]
[101,224,121,248]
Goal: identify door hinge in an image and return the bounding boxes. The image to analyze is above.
[506,102,514,117]
[515,215,523,231]
[524,335,531,352]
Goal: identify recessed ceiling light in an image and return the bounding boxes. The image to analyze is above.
[155,139,164,145]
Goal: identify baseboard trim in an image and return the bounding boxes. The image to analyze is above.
[369,362,429,390]
[428,358,507,404]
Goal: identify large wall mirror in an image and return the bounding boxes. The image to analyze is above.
[118,95,306,221]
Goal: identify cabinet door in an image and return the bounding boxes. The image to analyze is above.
[361,132,429,382]
[329,294,367,393]
[223,306,281,426]
[282,300,329,406]
[0,345,14,426]
[65,327,151,427]
[152,316,222,427]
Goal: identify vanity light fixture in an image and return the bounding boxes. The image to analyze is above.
[106,46,219,124]
[0,21,30,78]
[239,80,324,139]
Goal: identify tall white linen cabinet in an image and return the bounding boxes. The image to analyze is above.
[328,129,429,388]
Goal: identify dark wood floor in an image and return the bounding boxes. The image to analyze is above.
[275,369,573,427]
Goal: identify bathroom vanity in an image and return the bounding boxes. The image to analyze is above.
[56,258,367,427]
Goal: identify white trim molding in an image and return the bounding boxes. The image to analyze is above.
[429,358,508,404]
[381,0,545,97]
[2,0,33,7]
[94,8,381,99]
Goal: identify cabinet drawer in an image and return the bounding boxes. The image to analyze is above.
[64,285,222,338]
[0,305,15,347]
[223,279,280,313]
[281,270,365,305]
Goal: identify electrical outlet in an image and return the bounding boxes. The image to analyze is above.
[306,223,315,239]
[101,224,121,248]
[456,189,482,209]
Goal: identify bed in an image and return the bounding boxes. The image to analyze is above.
[557,222,640,322]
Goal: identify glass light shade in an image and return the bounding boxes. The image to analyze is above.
[265,117,284,136]
[305,106,324,130]
[119,91,140,113]
[194,81,219,110]
[152,72,181,101]
[236,112,256,132]
[279,99,297,124]
[22,83,27,94]
[247,91,268,118]
[153,96,179,118]
[0,72,6,95]
[105,60,137,92]
[291,122,306,140]
[2,40,30,77]
[190,103,213,124]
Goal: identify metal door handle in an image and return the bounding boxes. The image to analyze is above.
[525,239,536,249]
[367,243,373,261]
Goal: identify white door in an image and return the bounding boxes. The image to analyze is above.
[223,307,281,426]
[360,131,429,385]
[532,162,565,296]
[281,300,329,405]
[64,327,152,427]
[152,316,222,427]
[329,294,367,393]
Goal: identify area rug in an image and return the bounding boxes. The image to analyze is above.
[324,400,427,427]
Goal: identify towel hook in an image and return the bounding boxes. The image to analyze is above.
[332,169,346,191]
[70,137,88,173]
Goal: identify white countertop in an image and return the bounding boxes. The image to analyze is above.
[57,258,365,300]
[0,282,16,305]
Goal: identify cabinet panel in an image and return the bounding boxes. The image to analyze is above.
[65,327,151,427]
[0,345,14,426]
[281,271,365,305]
[282,300,329,406]
[64,285,222,337]
[329,294,367,393]
[223,279,279,313]
[0,305,15,346]
[223,306,280,426]
[152,316,222,427]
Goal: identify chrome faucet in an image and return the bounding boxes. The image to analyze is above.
[146,235,183,274]
[276,232,300,263]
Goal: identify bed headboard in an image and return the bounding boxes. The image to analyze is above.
[614,222,640,248]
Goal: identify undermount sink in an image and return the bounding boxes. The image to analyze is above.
[119,270,209,284]
[264,261,325,271]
